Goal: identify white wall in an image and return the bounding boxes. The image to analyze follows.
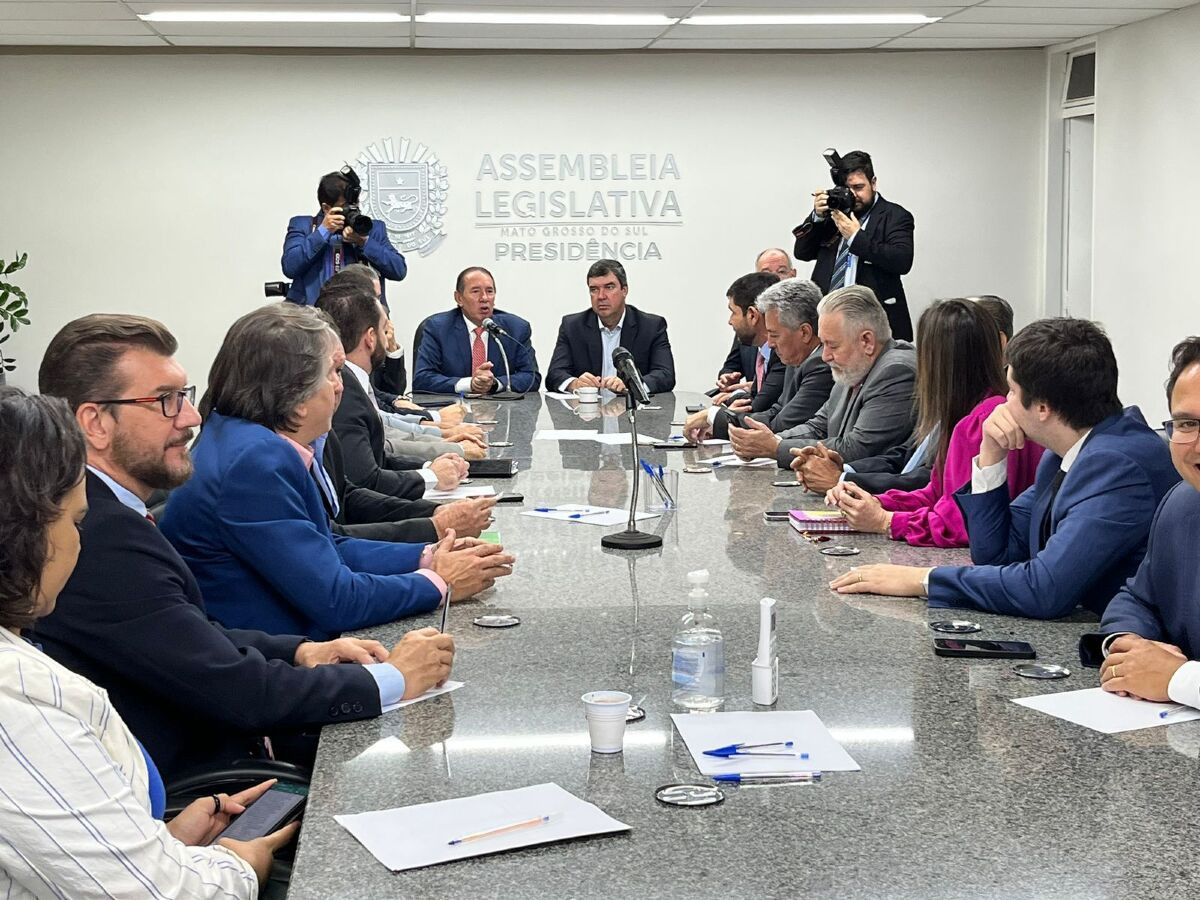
[0,49,1046,394]
[1093,3,1200,423]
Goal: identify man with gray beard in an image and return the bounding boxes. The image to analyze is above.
[726,285,917,468]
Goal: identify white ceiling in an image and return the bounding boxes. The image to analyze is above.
[0,0,1194,49]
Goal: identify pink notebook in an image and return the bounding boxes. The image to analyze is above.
[788,509,855,533]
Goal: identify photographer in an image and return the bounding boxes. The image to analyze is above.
[793,150,915,340]
[282,168,408,307]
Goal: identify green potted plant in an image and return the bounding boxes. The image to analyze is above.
[0,253,29,383]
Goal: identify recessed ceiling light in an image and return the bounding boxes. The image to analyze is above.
[138,10,410,23]
[416,12,678,26]
[682,14,941,26]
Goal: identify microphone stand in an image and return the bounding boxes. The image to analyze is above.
[489,330,524,402]
[601,390,663,550]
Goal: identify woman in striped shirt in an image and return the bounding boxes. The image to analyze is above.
[0,387,295,898]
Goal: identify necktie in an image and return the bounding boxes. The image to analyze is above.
[830,238,852,292]
[471,326,486,372]
[145,511,156,525]
[1038,468,1067,548]
[755,352,766,392]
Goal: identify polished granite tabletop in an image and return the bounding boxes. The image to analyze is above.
[287,392,1198,900]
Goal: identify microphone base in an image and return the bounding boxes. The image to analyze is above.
[489,391,525,402]
[601,529,663,551]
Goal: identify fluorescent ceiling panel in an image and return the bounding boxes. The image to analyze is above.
[416,11,678,24]
[683,13,940,24]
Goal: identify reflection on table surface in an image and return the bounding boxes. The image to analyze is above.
[288,392,1197,900]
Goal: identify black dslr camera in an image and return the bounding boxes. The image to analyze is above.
[822,148,856,216]
[338,165,374,236]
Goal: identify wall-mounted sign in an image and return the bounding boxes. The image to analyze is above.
[357,136,449,257]
[474,153,682,263]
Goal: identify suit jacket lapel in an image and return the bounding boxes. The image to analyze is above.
[583,310,603,375]
[1029,455,1064,552]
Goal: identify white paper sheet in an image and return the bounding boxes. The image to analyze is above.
[703,453,776,468]
[1012,688,1200,734]
[520,505,660,527]
[701,438,732,446]
[335,782,630,872]
[590,432,665,446]
[533,430,602,441]
[670,710,861,775]
[423,484,497,501]
[382,681,464,714]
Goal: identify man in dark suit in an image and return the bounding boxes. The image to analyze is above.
[793,150,915,340]
[34,313,456,780]
[546,259,676,395]
[684,277,832,443]
[832,318,1179,620]
[413,267,541,395]
[281,169,408,307]
[708,272,785,415]
[316,285,469,498]
[716,249,798,392]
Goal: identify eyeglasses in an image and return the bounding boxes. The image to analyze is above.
[1163,418,1200,444]
[90,385,196,418]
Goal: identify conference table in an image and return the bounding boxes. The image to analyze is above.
[288,392,1197,899]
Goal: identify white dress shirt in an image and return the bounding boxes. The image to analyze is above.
[970,428,1091,494]
[0,628,258,898]
[557,310,626,392]
[343,358,436,486]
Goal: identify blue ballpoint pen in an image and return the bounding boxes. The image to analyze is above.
[712,772,822,783]
[533,507,607,519]
[704,741,809,759]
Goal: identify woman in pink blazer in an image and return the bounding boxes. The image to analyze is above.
[828,298,1044,547]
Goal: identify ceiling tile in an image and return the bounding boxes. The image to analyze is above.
[0,33,166,44]
[150,22,411,37]
[0,18,154,35]
[0,2,136,20]
[982,0,1193,7]
[166,34,412,46]
[903,20,1100,37]
[883,35,1065,47]
[945,6,1170,24]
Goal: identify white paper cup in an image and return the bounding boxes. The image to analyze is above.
[574,387,601,403]
[581,691,631,753]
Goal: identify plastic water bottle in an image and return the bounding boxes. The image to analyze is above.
[671,569,725,710]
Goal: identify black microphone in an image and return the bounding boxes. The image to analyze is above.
[481,317,512,339]
[612,347,652,407]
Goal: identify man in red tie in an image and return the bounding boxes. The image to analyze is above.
[412,267,541,395]
[709,272,786,415]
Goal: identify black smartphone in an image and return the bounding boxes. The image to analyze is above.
[685,404,705,414]
[654,441,697,450]
[703,388,720,399]
[763,510,792,523]
[212,783,307,843]
[496,492,524,503]
[933,639,1035,659]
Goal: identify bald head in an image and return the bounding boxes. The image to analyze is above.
[755,248,796,280]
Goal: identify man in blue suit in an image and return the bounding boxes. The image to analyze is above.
[830,318,1179,619]
[412,267,541,395]
[282,169,408,307]
[546,259,676,395]
[161,303,515,640]
[1079,337,1200,704]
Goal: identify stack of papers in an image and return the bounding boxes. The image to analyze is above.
[532,430,665,445]
[520,505,660,527]
[1012,688,1200,733]
[424,484,497,501]
[336,782,630,871]
[670,710,861,775]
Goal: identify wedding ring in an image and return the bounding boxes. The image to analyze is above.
[211,794,223,815]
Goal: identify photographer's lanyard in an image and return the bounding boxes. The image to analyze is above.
[832,196,878,290]
[313,215,350,284]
